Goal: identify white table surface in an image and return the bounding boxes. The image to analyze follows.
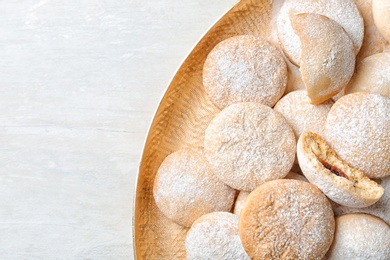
[0,0,236,259]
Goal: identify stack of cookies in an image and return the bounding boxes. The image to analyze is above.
[153,0,390,259]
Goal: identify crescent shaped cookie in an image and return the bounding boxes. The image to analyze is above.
[276,0,363,65]
[291,13,355,104]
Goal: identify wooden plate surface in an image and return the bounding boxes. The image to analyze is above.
[134,0,389,258]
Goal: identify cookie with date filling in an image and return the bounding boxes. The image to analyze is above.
[332,176,390,226]
[325,92,390,178]
[297,131,384,208]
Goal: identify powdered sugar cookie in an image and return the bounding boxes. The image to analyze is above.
[276,0,363,65]
[346,52,390,98]
[332,176,390,225]
[297,132,384,208]
[233,171,307,216]
[204,102,296,191]
[274,90,333,140]
[373,0,390,42]
[325,93,390,178]
[186,212,249,260]
[239,179,335,259]
[291,13,355,104]
[325,214,390,260]
[203,35,287,109]
[153,146,235,227]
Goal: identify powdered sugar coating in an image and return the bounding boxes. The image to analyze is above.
[276,0,363,65]
[291,13,355,104]
[332,176,390,226]
[274,90,334,140]
[233,172,308,216]
[325,93,390,178]
[325,214,390,260]
[373,0,390,42]
[239,179,335,259]
[203,35,287,109]
[185,212,250,260]
[297,131,384,208]
[204,102,296,191]
[346,52,390,98]
[153,146,235,227]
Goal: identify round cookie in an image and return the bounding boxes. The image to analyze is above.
[239,179,335,259]
[325,214,390,260]
[274,90,334,140]
[325,92,390,178]
[332,176,390,226]
[202,35,287,109]
[373,0,390,42]
[290,13,355,104]
[204,102,296,191]
[233,172,307,216]
[153,146,235,227]
[346,52,390,98]
[276,0,363,65]
[297,131,384,208]
[186,212,250,260]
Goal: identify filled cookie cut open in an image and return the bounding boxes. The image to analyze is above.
[297,131,384,208]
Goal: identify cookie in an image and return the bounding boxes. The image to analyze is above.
[239,179,335,259]
[153,146,235,227]
[204,102,296,191]
[185,212,249,260]
[325,214,390,260]
[233,171,307,216]
[325,92,390,178]
[203,35,287,109]
[297,131,384,208]
[276,0,363,65]
[274,90,334,140]
[346,52,390,98]
[332,176,390,226]
[373,0,390,42]
[291,13,355,104]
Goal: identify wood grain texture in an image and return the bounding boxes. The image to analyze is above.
[0,0,237,259]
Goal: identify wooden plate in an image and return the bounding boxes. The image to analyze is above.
[134,0,389,258]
